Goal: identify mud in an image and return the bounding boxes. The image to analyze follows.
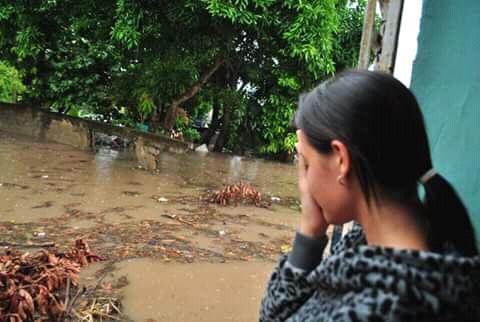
[0,131,301,320]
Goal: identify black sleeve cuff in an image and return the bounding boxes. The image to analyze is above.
[287,232,328,271]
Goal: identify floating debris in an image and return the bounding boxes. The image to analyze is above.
[280,244,291,254]
[161,214,196,227]
[0,240,101,321]
[195,144,209,153]
[0,241,55,248]
[0,182,29,190]
[127,181,142,186]
[32,201,54,209]
[208,182,269,207]
[70,193,86,197]
[122,191,141,197]
[72,296,122,321]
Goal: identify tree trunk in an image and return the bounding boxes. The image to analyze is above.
[213,102,232,152]
[59,104,71,114]
[150,110,159,132]
[163,101,179,130]
[12,82,17,104]
[163,56,225,130]
[200,96,221,145]
[149,98,165,132]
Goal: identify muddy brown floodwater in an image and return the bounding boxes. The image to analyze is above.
[0,131,306,321]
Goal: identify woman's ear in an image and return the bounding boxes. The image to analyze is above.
[330,140,351,178]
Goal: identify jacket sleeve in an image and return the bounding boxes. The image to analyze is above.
[259,232,328,321]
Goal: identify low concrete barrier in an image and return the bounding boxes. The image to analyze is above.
[0,103,193,169]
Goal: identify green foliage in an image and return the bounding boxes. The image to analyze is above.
[333,0,367,70]
[183,127,201,142]
[14,26,43,60]
[283,132,297,153]
[0,1,118,112]
[0,61,25,103]
[259,93,296,155]
[137,94,156,123]
[111,0,142,49]
[203,0,338,76]
[280,0,338,76]
[110,107,136,128]
[0,0,365,158]
[174,114,201,142]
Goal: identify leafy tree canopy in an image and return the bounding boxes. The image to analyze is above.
[0,60,25,103]
[0,0,365,158]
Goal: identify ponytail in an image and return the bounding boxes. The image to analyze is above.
[423,173,478,256]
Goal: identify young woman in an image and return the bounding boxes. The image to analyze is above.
[260,70,480,321]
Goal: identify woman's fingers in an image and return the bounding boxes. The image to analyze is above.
[297,154,308,194]
[299,192,328,237]
[297,153,305,174]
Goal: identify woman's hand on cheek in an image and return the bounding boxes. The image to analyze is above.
[297,154,329,238]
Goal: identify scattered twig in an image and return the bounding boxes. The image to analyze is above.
[64,277,71,311]
[0,241,55,248]
[66,287,84,315]
[83,271,109,298]
[161,213,196,227]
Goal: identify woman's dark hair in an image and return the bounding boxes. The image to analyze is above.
[295,70,478,256]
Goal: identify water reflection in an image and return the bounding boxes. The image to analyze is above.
[0,131,299,223]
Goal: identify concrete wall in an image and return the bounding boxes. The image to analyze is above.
[0,103,193,170]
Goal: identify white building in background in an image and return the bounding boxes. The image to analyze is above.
[393,1,423,87]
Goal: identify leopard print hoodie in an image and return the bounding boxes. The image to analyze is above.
[260,224,480,321]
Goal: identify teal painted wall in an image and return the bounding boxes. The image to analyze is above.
[410,0,480,233]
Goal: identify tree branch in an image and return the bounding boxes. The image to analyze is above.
[172,56,225,106]
[163,55,226,129]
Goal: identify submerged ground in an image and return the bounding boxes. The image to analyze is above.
[0,131,304,320]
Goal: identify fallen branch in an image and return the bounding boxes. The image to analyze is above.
[0,241,55,248]
[161,213,197,227]
[65,287,84,315]
[64,277,71,312]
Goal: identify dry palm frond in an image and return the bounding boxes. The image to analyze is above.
[0,240,101,321]
[208,182,269,207]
